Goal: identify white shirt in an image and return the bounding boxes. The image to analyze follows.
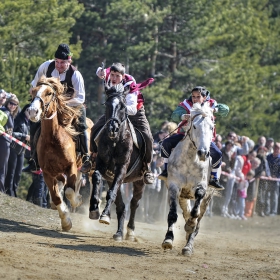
[31,60,85,107]
[96,67,137,116]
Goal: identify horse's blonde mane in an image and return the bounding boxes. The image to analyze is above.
[37,76,81,137]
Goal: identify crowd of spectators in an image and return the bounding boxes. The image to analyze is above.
[0,89,47,208]
[1,86,280,222]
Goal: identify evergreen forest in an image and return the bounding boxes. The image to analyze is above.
[1,0,280,142]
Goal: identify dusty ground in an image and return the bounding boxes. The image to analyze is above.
[0,192,279,280]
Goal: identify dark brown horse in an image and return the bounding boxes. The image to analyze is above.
[27,76,89,231]
[89,84,146,241]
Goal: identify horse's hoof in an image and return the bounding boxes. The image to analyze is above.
[99,214,110,225]
[89,210,100,220]
[182,246,193,256]
[113,233,123,242]
[62,218,72,232]
[125,233,136,242]
[162,239,173,250]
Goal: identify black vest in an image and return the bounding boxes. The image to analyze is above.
[46,61,76,97]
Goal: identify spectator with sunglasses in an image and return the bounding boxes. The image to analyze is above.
[5,104,30,197]
[0,94,19,193]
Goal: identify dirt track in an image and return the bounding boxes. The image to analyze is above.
[0,192,279,280]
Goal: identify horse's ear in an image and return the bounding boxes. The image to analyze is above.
[105,84,124,95]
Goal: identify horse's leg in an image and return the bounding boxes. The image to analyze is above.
[125,180,145,241]
[182,184,207,256]
[89,170,102,220]
[99,165,127,225]
[162,182,180,249]
[70,170,84,213]
[43,173,72,231]
[64,165,82,209]
[113,187,126,241]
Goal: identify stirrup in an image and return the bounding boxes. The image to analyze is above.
[143,170,155,184]
[80,155,92,173]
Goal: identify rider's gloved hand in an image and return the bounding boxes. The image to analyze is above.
[181,114,190,120]
[97,68,106,79]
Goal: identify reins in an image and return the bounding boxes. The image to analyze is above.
[182,113,203,149]
[33,82,57,119]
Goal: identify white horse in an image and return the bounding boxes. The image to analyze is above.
[162,102,216,256]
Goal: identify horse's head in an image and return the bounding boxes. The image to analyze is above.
[104,84,128,140]
[186,103,214,161]
[27,76,64,122]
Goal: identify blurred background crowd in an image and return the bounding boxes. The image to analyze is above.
[1,88,280,223]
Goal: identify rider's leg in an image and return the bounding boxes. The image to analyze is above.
[80,129,91,169]
[158,133,184,181]
[209,142,224,190]
[80,114,106,173]
[128,108,155,184]
[22,122,41,172]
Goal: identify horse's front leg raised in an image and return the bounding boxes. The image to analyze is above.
[99,165,127,225]
[125,180,145,241]
[64,164,82,209]
[182,184,206,256]
[162,183,180,250]
[43,173,72,231]
[89,170,103,220]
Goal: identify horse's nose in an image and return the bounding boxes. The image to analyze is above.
[197,149,208,161]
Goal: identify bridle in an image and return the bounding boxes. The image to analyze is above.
[105,92,128,127]
[183,113,213,150]
[33,82,57,119]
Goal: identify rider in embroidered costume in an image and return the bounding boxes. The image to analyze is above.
[80,62,155,184]
[22,43,91,172]
[158,86,229,190]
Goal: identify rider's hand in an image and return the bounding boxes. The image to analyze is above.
[97,69,106,79]
[181,114,190,120]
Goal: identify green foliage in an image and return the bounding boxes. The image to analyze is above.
[0,0,84,107]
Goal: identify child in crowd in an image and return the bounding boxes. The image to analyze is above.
[237,169,255,220]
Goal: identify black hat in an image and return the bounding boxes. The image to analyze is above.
[54,43,72,60]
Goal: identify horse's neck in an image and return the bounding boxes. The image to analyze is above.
[180,137,197,160]
[41,113,59,137]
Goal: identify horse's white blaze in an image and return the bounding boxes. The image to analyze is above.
[29,85,47,121]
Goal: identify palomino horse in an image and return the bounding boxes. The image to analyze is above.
[162,103,215,256]
[27,76,87,231]
[89,84,146,241]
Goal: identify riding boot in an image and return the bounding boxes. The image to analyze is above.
[80,131,92,173]
[209,168,224,190]
[209,176,224,190]
[22,154,40,173]
[22,122,41,173]
[143,168,155,184]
